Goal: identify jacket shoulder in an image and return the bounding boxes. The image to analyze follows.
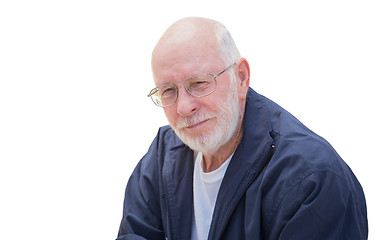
[249,89,346,175]
[248,90,367,238]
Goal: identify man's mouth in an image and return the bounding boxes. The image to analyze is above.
[176,114,217,131]
[185,118,211,129]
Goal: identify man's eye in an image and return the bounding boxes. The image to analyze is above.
[191,80,209,89]
[161,87,175,97]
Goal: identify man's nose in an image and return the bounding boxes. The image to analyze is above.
[176,88,199,117]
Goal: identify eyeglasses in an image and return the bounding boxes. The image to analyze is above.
[147,62,236,107]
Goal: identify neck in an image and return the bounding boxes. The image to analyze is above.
[201,123,243,172]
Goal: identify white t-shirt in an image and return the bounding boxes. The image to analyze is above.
[191,152,233,240]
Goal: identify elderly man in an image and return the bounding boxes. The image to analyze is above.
[117,17,367,240]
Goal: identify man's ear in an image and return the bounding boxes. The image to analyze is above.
[236,57,250,99]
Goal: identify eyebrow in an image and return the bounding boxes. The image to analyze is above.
[155,73,213,88]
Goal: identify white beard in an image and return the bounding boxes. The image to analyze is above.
[170,79,240,154]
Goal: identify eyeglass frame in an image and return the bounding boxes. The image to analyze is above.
[147,61,237,107]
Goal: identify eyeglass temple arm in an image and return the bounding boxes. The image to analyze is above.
[215,61,236,78]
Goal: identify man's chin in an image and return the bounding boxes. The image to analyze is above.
[176,131,202,145]
[176,131,219,153]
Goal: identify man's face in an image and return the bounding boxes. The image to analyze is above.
[152,41,241,153]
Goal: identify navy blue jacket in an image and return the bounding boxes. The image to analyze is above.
[117,88,367,240]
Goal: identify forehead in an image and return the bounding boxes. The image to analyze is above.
[152,47,224,86]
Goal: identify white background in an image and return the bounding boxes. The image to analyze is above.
[0,0,374,239]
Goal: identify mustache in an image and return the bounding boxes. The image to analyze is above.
[176,113,217,129]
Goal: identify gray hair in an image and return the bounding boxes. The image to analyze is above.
[214,22,241,84]
[214,22,241,66]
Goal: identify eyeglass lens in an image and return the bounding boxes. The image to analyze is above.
[151,75,216,107]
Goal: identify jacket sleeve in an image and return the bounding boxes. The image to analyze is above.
[266,171,368,240]
[117,135,166,240]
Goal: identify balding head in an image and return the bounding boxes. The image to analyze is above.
[151,17,240,82]
[152,18,220,76]
[154,17,218,50]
